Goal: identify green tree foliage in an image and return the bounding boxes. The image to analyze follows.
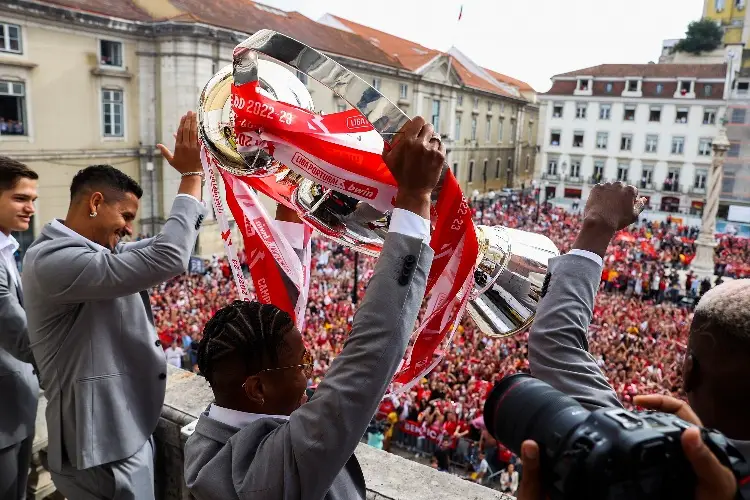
[673,19,723,55]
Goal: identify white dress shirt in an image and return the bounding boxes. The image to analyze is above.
[0,232,20,287]
[569,248,603,267]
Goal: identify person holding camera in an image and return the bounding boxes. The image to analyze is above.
[510,182,747,498]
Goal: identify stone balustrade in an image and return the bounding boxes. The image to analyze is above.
[28,366,513,500]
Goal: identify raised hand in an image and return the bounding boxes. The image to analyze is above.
[158,111,202,175]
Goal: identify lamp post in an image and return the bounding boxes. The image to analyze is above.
[691,124,730,277]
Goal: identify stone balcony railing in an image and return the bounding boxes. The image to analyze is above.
[29,366,513,500]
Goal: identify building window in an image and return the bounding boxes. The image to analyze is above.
[454,115,461,140]
[549,130,561,146]
[627,79,639,92]
[471,116,477,141]
[694,169,708,189]
[620,134,632,151]
[665,170,680,192]
[729,142,740,157]
[731,108,746,124]
[399,83,408,99]
[596,132,608,150]
[737,0,746,10]
[575,103,587,119]
[336,104,347,113]
[671,136,685,155]
[510,120,517,143]
[678,80,692,95]
[675,108,689,123]
[703,108,717,125]
[570,159,581,178]
[698,138,712,156]
[593,161,604,182]
[547,157,558,175]
[498,119,503,142]
[528,122,533,142]
[599,104,611,120]
[483,159,489,181]
[623,106,636,121]
[100,40,123,67]
[473,96,479,109]
[372,78,382,91]
[641,166,653,186]
[577,79,590,91]
[0,22,22,54]
[468,160,474,182]
[645,135,659,153]
[605,82,613,93]
[452,162,458,176]
[431,99,440,134]
[102,89,124,137]
[617,164,629,182]
[552,103,563,118]
[457,95,463,106]
[500,103,505,114]
[525,154,530,173]
[572,131,584,148]
[487,101,492,112]
[703,84,713,97]
[485,118,491,142]
[296,70,308,85]
[656,84,664,95]
[496,158,501,178]
[738,82,750,95]
[716,0,726,10]
[0,80,27,136]
[649,106,662,122]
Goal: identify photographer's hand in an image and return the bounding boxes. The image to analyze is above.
[516,441,545,500]
[682,427,737,500]
[633,394,702,425]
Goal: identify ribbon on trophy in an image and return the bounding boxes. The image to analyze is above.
[201,145,312,331]
[214,80,480,392]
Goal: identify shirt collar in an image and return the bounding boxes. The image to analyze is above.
[207,403,290,429]
[0,232,18,255]
[50,219,108,253]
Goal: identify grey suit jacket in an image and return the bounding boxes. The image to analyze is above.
[23,195,206,471]
[0,257,39,449]
[528,254,750,460]
[184,231,433,500]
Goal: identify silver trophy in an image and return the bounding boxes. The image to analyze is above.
[198,29,559,337]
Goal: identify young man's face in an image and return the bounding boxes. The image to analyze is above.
[0,177,37,234]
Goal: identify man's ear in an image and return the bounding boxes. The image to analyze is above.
[683,353,700,394]
[242,375,265,405]
[89,191,104,215]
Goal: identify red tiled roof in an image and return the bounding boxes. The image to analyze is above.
[35,0,153,21]
[329,15,439,71]
[31,0,403,68]
[484,69,535,92]
[554,64,727,79]
[330,15,524,98]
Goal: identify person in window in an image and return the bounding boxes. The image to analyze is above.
[183,116,444,500]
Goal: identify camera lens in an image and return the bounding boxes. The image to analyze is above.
[484,373,589,454]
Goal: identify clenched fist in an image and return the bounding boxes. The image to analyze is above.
[383,116,445,219]
[584,182,644,232]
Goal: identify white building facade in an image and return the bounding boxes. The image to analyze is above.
[537,64,729,215]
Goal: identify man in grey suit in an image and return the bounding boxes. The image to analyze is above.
[23,112,206,500]
[184,116,443,499]
[0,157,39,500]
[526,182,746,498]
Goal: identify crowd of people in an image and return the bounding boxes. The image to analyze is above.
[149,195,747,489]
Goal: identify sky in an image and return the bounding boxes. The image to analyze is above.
[260,0,706,92]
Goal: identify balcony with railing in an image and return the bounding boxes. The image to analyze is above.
[541,172,560,181]
[567,176,583,185]
[662,182,683,193]
[589,174,604,184]
[638,181,655,191]
[690,185,707,195]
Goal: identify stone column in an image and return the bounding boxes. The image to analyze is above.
[691,125,730,277]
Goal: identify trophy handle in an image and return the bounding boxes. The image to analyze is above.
[233,29,411,143]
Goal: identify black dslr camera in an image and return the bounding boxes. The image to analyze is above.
[483,374,750,500]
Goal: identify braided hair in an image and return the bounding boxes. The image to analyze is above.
[197,300,294,386]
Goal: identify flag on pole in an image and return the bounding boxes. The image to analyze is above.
[458,5,463,20]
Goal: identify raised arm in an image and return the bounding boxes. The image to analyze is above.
[0,266,33,364]
[28,112,206,303]
[528,183,642,411]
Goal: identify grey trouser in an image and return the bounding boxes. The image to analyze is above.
[50,438,154,500]
[0,435,34,500]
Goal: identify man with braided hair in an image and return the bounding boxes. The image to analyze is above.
[184,116,444,499]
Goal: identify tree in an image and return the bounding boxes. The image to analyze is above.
[672,19,723,55]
